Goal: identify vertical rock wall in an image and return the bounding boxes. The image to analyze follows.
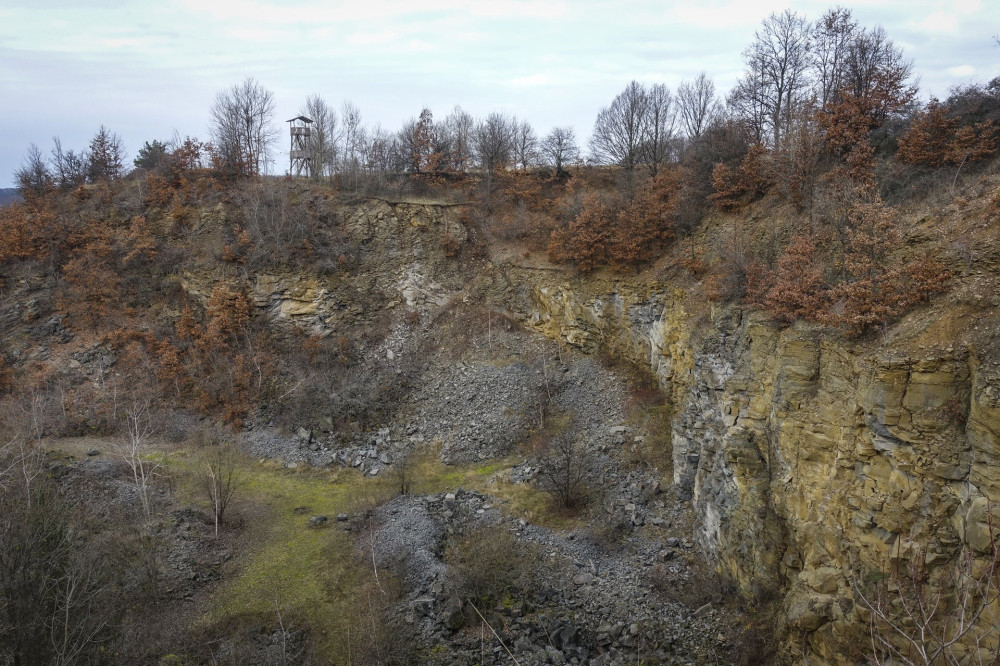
[522,277,999,663]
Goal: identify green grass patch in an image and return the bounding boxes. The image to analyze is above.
[405,446,580,529]
[198,461,396,660]
[489,481,582,530]
[80,439,583,661]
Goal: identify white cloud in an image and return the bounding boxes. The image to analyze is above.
[510,73,550,87]
[347,30,398,45]
[914,10,959,35]
[471,0,567,19]
[946,65,976,77]
[100,37,150,48]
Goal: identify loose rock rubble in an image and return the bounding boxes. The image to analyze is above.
[240,300,745,663]
[358,481,732,665]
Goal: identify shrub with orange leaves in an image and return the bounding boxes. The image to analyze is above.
[897,99,998,168]
[816,94,881,195]
[175,306,200,344]
[822,200,949,335]
[547,172,678,272]
[221,225,252,264]
[121,216,158,266]
[709,144,771,211]
[733,199,948,333]
[199,284,252,356]
[119,286,274,425]
[59,227,121,332]
[144,171,175,207]
[547,192,613,272]
[302,334,324,364]
[759,234,829,323]
[0,203,35,263]
[498,170,544,209]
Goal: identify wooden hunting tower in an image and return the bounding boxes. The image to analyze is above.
[287,116,314,177]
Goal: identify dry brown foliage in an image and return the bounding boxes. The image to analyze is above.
[144,171,174,207]
[897,99,998,168]
[0,203,35,263]
[818,94,879,193]
[709,144,772,211]
[547,170,679,271]
[221,225,252,264]
[59,225,121,332]
[757,234,829,323]
[748,200,949,333]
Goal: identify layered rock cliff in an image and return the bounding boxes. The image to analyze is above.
[520,272,1000,662]
[213,194,999,662]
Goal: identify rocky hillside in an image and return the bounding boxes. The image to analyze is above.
[2,166,999,664]
[210,170,1000,662]
[510,175,1000,662]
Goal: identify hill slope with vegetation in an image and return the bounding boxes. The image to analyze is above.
[3,6,1000,665]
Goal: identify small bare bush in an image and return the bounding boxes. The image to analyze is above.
[447,525,542,607]
[535,432,594,512]
[200,443,245,537]
[855,538,1000,665]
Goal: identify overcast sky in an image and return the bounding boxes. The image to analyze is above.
[1,0,997,187]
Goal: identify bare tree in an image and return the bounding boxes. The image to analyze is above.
[474,111,516,205]
[339,100,366,189]
[441,105,475,173]
[14,143,53,200]
[202,444,244,537]
[677,73,721,140]
[736,9,812,148]
[541,126,580,175]
[365,124,404,185]
[240,178,294,254]
[842,24,916,123]
[302,94,338,180]
[590,80,648,177]
[0,389,55,510]
[391,451,415,496]
[396,116,419,175]
[536,433,593,511]
[512,118,538,171]
[811,7,858,110]
[642,82,676,175]
[0,458,126,666]
[210,77,278,177]
[115,396,160,519]
[474,111,516,175]
[856,539,1000,665]
[48,539,122,666]
[728,63,771,145]
[50,137,88,190]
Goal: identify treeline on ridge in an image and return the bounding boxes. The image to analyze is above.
[9,6,1000,341]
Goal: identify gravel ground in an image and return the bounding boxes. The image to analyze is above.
[355,478,730,665]
[238,306,742,663]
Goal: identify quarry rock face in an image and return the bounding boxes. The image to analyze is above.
[182,198,471,337]
[523,275,999,663]
[186,200,996,662]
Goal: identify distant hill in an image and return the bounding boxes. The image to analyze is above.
[0,188,21,206]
